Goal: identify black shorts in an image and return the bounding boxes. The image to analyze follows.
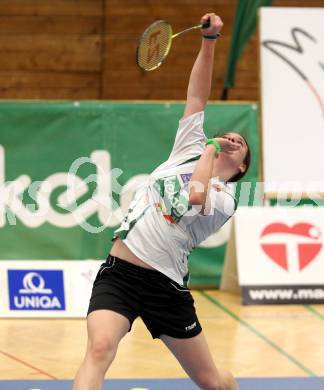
[87,255,202,339]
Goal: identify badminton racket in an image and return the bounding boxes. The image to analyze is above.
[136,19,220,71]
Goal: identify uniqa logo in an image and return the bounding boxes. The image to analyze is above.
[0,145,149,233]
[14,295,61,309]
[14,272,61,309]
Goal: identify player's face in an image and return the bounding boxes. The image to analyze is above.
[221,133,248,163]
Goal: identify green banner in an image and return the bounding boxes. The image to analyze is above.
[0,101,259,287]
[223,0,272,92]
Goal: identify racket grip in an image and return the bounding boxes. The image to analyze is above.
[201,19,210,29]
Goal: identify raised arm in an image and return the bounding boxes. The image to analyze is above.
[183,13,223,119]
[189,137,240,207]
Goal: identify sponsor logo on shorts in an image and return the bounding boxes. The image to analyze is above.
[8,270,66,311]
[185,321,197,331]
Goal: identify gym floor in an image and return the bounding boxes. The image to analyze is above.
[1,290,323,389]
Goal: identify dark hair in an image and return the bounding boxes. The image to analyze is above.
[213,132,251,183]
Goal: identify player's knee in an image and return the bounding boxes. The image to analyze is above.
[218,369,239,390]
[195,374,222,390]
[197,369,238,390]
[87,337,117,365]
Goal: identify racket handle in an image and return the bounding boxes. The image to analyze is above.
[201,19,210,29]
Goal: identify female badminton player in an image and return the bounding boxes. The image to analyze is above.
[73,12,250,390]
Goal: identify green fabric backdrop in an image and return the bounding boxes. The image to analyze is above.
[0,101,259,287]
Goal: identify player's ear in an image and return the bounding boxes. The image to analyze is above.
[238,163,246,173]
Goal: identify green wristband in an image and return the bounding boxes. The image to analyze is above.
[206,139,221,157]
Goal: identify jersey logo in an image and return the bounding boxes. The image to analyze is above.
[180,173,192,184]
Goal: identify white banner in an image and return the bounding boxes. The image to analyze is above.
[0,260,101,317]
[260,7,324,195]
[235,207,324,304]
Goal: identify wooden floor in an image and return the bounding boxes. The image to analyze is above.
[0,290,323,380]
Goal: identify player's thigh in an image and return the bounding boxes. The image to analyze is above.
[87,309,130,353]
[161,332,239,390]
[161,332,217,378]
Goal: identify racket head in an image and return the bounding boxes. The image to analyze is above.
[136,20,173,71]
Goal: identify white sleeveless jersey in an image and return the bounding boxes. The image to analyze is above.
[114,111,236,286]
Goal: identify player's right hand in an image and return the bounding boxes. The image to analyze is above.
[201,13,223,37]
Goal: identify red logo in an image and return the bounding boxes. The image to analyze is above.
[260,223,322,272]
[147,30,161,63]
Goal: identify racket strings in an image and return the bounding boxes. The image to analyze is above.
[137,21,172,71]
